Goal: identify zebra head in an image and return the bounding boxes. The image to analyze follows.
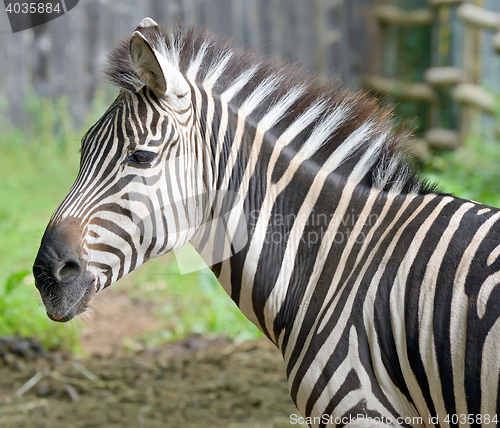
[33,19,211,322]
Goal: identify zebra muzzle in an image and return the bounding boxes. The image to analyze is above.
[33,217,96,322]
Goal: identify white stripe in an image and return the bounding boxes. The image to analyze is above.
[281,99,327,142]
[417,202,474,427]
[477,271,500,318]
[309,327,402,427]
[477,208,491,216]
[290,194,437,416]
[240,77,281,115]
[186,41,209,80]
[203,51,234,88]
[220,66,258,102]
[374,153,399,189]
[450,211,500,427]
[349,131,388,182]
[487,243,500,266]
[297,102,351,159]
[215,99,325,299]
[322,120,376,171]
[259,85,306,131]
[480,317,500,421]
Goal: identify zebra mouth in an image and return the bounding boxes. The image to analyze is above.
[46,278,97,323]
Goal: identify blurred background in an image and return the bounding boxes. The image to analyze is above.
[0,1,499,427]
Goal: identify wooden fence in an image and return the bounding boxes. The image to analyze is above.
[365,0,500,155]
[0,0,498,149]
[0,0,375,127]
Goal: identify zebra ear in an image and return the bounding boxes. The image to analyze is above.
[129,28,190,109]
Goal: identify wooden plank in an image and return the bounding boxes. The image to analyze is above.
[293,0,315,67]
[204,0,233,37]
[4,31,29,126]
[65,3,88,125]
[150,0,169,24]
[457,3,500,31]
[231,0,245,45]
[49,7,69,104]
[270,0,284,60]
[480,0,500,143]
[244,0,261,50]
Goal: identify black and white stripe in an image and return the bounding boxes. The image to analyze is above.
[39,18,500,428]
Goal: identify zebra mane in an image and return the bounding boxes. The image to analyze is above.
[105,23,438,195]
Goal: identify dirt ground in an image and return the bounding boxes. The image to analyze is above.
[0,292,303,428]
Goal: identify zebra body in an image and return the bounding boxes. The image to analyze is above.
[33,19,500,427]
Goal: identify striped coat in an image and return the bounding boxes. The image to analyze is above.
[33,19,500,427]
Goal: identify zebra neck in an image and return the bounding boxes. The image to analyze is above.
[189,84,382,347]
[200,111,382,347]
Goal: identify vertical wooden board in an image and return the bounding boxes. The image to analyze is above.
[283,0,298,63]
[102,2,115,57]
[164,0,183,29]
[125,0,142,35]
[201,0,231,36]
[5,31,29,125]
[480,0,500,142]
[340,0,351,85]
[1,3,31,126]
[83,0,102,105]
[256,0,272,56]
[313,0,329,79]
[96,2,113,83]
[48,9,69,101]
[111,0,134,43]
[195,0,207,26]
[180,0,199,26]
[449,6,465,69]
[206,0,233,36]
[243,0,260,50]
[280,0,298,64]
[271,0,285,60]
[64,3,88,126]
[292,0,315,69]
[450,5,472,138]
[480,0,500,94]
[30,23,51,98]
[131,0,150,26]
[344,0,373,88]
[231,0,245,45]
[324,0,346,80]
[150,0,169,24]
[0,15,9,108]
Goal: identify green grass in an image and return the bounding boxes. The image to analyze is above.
[0,90,261,351]
[422,136,500,208]
[0,93,83,349]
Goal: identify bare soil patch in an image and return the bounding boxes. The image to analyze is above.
[0,292,300,428]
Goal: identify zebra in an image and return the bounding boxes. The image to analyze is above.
[33,18,500,428]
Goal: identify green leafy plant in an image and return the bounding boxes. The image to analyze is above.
[0,271,80,350]
[423,135,500,209]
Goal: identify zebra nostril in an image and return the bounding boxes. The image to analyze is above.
[55,259,81,282]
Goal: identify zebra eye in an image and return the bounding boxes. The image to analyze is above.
[130,151,156,164]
